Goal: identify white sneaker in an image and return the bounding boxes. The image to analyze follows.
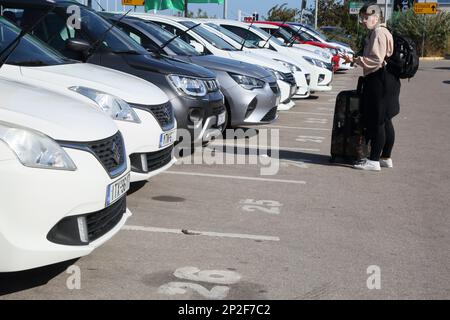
[380,158,393,168]
[353,159,381,171]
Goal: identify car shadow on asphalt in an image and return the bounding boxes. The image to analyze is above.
[443,80,450,84]
[128,180,147,196]
[0,258,78,296]
[212,145,353,168]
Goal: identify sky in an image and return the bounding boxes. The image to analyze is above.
[86,0,316,20]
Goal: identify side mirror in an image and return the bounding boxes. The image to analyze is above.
[190,40,205,53]
[66,38,91,53]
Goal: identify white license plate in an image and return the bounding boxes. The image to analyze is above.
[106,173,130,206]
[217,112,226,126]
[160,129,176,148]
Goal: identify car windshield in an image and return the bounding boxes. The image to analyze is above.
[249,25,286,47]
[179,21,237,51]
[260,25,295,44]
[13,6,148,55]
[0,17,73,66]
[282,25,313,42]
[304,25,329,41]
[138,20,199,56]
[66,7,148,54]
[205,23,257,49]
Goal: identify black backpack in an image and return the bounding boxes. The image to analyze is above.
[386,33,419,79]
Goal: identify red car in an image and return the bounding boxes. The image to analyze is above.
[253,21,341,71]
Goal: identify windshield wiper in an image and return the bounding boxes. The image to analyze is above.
[0,4,56,69]
[84,9,132,60]
[239,19,256,51]
[111,49,139,54]
[157,23,201,55]
[286,26,304,47]
[261,19,289,49]
[8,59,48,66]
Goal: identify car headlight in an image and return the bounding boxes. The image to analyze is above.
[329,48,338,55]
[304,56,327,69]
[69,87,140,123]
[168,75,207,97]
[264,68,283,81]
[0,122,76,170]
[273,59,302,73]
[229,73,265,90]
[303,56,315,66]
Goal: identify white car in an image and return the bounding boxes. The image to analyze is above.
[289,23,355,71]
[127,13,299,111]
[0,17,176,183]
[251,22,334,62]
[197,21,310,99]
[209,19,334,92]
[0,78,131,272]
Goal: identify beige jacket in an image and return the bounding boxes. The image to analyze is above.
[355,24,394,76]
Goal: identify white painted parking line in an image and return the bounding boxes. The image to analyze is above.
[282,111,333,116]
[123,225,280,242]
[294,100,332,105]
[296,135,325,143]
[163,171,307,184]
[304,118,328,124]
[266,125,331,131]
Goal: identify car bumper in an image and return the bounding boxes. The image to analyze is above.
[293,71,310,99]
[223,82,280,126]
[0,148,131,272]
[308,67,333,92]
[119,108,176,182]
[171,91,226,145]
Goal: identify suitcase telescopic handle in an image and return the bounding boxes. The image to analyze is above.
[357,76,364,94]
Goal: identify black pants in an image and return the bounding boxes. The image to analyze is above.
[369,119,395,161]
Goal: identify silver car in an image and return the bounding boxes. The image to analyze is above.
[104,14,281,128]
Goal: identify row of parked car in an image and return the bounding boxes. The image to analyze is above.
[0,0,355,272]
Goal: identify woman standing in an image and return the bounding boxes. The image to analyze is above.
[342,3,401,171]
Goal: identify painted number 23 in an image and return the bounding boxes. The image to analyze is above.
[240,199,282,215]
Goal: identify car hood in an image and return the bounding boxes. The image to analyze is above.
[0,78,117,142]
[246,48,310,73]
[123,53,216,78]
[290,44,331,62]
[179,55,274,79]
[226,51,291,73]
[20,63,169,105]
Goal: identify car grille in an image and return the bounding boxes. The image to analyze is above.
[269,82,280,94]
[87,132,126,178]
[261,107,278,122]
[59,132,127,179]
[86,196,127,242]
[130,103,175,131]
[280,72,296,86]
[130,145,174,173]
[47,195,127,245]
[204,79,219,92]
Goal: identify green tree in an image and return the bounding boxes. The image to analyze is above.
[266,3,300,22]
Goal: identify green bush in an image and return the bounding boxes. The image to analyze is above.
[388,10,450,57]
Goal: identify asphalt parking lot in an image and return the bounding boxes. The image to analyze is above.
[1,60,449,300]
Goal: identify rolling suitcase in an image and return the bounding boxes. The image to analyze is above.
[330,77,369,163]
